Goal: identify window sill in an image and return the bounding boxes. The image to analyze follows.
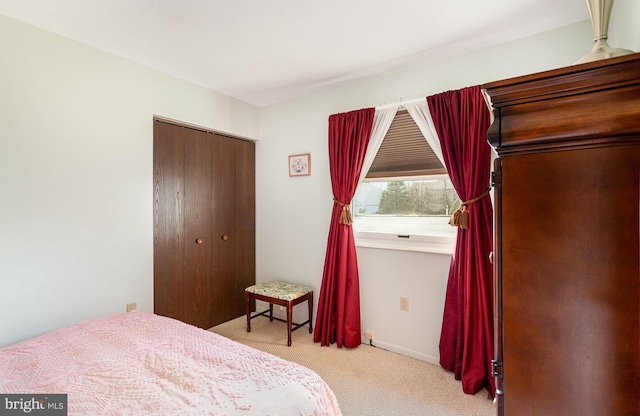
[354,233,455,255]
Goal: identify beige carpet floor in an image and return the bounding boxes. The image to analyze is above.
[211,316,494,416]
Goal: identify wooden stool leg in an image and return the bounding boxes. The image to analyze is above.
[269,303,274,321]
[308,292,313,333]
[245,292,251,333]
[287,301,293,347]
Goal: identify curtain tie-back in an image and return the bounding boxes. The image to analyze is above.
[449,187,491,229]
[333,199,353,225]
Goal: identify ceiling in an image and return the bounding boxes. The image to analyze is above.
[0,0,589,107]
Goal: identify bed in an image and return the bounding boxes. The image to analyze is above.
[0,312,342,415]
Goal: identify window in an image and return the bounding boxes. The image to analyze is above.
[353,110,460,254]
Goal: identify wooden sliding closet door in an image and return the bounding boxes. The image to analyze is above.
[153,119,255,330]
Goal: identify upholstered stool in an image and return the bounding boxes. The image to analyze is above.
[245,281,313,346]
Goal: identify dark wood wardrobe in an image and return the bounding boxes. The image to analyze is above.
[483,53,640,416]
[153,119,255,330]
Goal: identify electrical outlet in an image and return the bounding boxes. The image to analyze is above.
[400,297,409,311]
[365,331,373,340]
[126,302,137,312]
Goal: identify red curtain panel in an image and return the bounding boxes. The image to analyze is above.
[427,86,495,397]
[314,108,375,348]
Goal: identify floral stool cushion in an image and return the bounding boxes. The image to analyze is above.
[245,281,313,301]
[245,281,314,346]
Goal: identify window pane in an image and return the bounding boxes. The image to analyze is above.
[353,176,460,237]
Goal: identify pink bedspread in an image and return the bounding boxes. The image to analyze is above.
[0,312,342,415]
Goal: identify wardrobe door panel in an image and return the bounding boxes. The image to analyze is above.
[501,146,640,416]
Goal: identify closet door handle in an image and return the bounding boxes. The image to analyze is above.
[195,238,203,244]
[221,235,228,241]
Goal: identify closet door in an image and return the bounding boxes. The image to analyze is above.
[210,134,256,324]
[229,137,256,320]
[183,128,214,329]
[153,120,255,330]
[153,122,186,323]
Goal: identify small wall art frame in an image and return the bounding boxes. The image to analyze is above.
[288,153,311,177]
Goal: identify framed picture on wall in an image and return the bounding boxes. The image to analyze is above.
[289,153,311,177]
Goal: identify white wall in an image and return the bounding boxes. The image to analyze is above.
[606,0,640,53]
[256,15,637,363]
[0,14,259,347]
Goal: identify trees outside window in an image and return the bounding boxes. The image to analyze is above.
[353,176,460,238]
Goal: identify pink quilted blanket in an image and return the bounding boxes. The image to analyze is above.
[0,312,342,415]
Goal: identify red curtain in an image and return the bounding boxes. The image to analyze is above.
[427,86,495,396]
[314,108,375,348]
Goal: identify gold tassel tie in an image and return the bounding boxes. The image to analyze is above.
[449,187,491,229]
[334,199,353,225]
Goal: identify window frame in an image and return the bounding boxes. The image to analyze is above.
[354,231,456,255]
[352,174,458,255]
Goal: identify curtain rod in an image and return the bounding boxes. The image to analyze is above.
[375,96,425,111]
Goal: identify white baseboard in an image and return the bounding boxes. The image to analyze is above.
[254,305,440,367]
[361,337,440,366]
